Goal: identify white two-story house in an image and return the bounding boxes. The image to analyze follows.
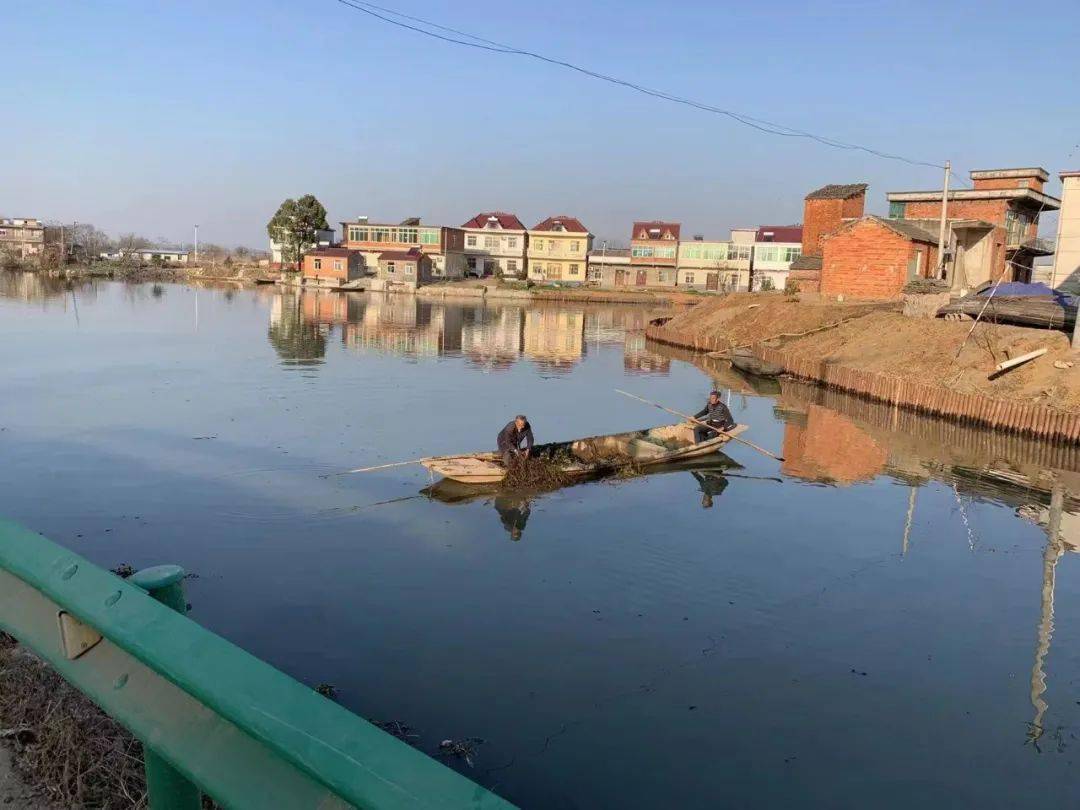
[461,212,529,279]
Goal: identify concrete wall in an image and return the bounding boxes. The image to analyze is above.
[1053,175,1080,292]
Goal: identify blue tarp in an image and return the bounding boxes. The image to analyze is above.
[979,281,1075,307]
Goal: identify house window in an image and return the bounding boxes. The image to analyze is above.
[484,236,498,249]
[507,260,517,273]
[657,271,667,283]
[507,237,517,249]
[685,272,696,284]
[656,247,676,259]
[334,260,343,270]
[313,259,322,270]
[467,235,477,247]
[386,262,395,273]
[587,267,602,281]
[548,240,555,251]
[419,229,440,244]
[756,246,779,263]
[533,240,543,252]
[569,264,579,275]
[888,201,906,219]
[631,246,654,258]
[405,264,414,276]
[782,247,802,262]
[570,241,580,252]
[467,257,476,269]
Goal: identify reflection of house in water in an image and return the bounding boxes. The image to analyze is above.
[622,332,671,375]
[779,404,887,485]
[343,295,464,357]
[523,308,585,371]
[461,306,524,370]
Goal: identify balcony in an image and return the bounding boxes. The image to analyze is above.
[1007,235,1055,255]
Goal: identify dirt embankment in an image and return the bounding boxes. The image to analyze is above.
[652,293,1080,412]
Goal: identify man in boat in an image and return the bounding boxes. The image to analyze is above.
[497,414,534,467]
[692,391,735,444]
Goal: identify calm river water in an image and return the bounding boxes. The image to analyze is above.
[2,273,1079,808]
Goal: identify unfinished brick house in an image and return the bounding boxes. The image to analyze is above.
[820,216,939,299]
[788,183,867,292]
[886,167,1059,291]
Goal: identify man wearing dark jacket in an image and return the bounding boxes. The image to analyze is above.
[497,415,534,467]
[693,391,735,443]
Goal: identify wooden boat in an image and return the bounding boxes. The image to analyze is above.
[421,422,748,485]
[728,347,784,378]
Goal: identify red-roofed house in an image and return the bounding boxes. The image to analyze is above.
[373,247,433,291]
[629,221,680,287]
[751,225,803,291]
[461,212,529,278]
[301,247,364,288]
[527,216,593,284]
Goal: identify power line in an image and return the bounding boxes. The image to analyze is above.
[332,0,949,171]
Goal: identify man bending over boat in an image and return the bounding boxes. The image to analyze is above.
[693,391,735,443]
[497,415,534,467]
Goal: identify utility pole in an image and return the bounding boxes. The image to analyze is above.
[194,224,200,265]
[936,161,951,280]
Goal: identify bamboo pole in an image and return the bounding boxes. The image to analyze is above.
[614,389,785,462]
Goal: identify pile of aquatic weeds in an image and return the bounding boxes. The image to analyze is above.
[501,454,576,488]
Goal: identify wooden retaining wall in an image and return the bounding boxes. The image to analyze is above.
[643,325,1080,444]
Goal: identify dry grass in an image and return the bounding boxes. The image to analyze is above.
[0,638,148,809]
[502,455,575,488]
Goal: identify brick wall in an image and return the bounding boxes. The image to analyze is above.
[821,220,937,299]
[802,192,866,257]
[972,176,1045,192]
[904,198,1009,225]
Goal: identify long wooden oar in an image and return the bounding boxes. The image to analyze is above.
[614,389,785,462]
[340,451,498,476]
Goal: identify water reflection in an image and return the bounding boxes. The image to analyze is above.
[422,455,741,540]
[268,289,674,372]
[0,270,96,306]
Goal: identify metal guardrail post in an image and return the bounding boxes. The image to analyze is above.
[129,565,202,810]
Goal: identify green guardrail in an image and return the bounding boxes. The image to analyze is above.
[0,519,516,809]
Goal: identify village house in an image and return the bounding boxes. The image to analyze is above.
[585,246,630,287]
[270,227,335,270]
[461,212,528,278]
[526,215,593,284]
[373,247,433,291]
[301,247,363,288]
[340,217,466,279]
[630,220,680,288]
[788,183,868,293]
[885,167,1059,291]
[133,247,190,264]
[677,230,754,292]
[1050,170,1080,291]
[0,217,45,258]
[751,225,802,291]
[819,216,939,299]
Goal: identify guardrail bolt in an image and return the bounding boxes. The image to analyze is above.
[130,564,201,810]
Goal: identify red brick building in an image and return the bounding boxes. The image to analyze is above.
[886,167,1059,290]
[789,182,867,292]
[301,247,363,287]
[820,216,939,299]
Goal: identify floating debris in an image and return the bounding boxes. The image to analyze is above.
[371,720,420,745]
[314,683,338,699]
[109,563,135,579]
[439,737,484,767]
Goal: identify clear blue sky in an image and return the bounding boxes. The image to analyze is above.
[2,0,1078,249]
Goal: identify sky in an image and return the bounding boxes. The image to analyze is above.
[2,0,1079,249]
